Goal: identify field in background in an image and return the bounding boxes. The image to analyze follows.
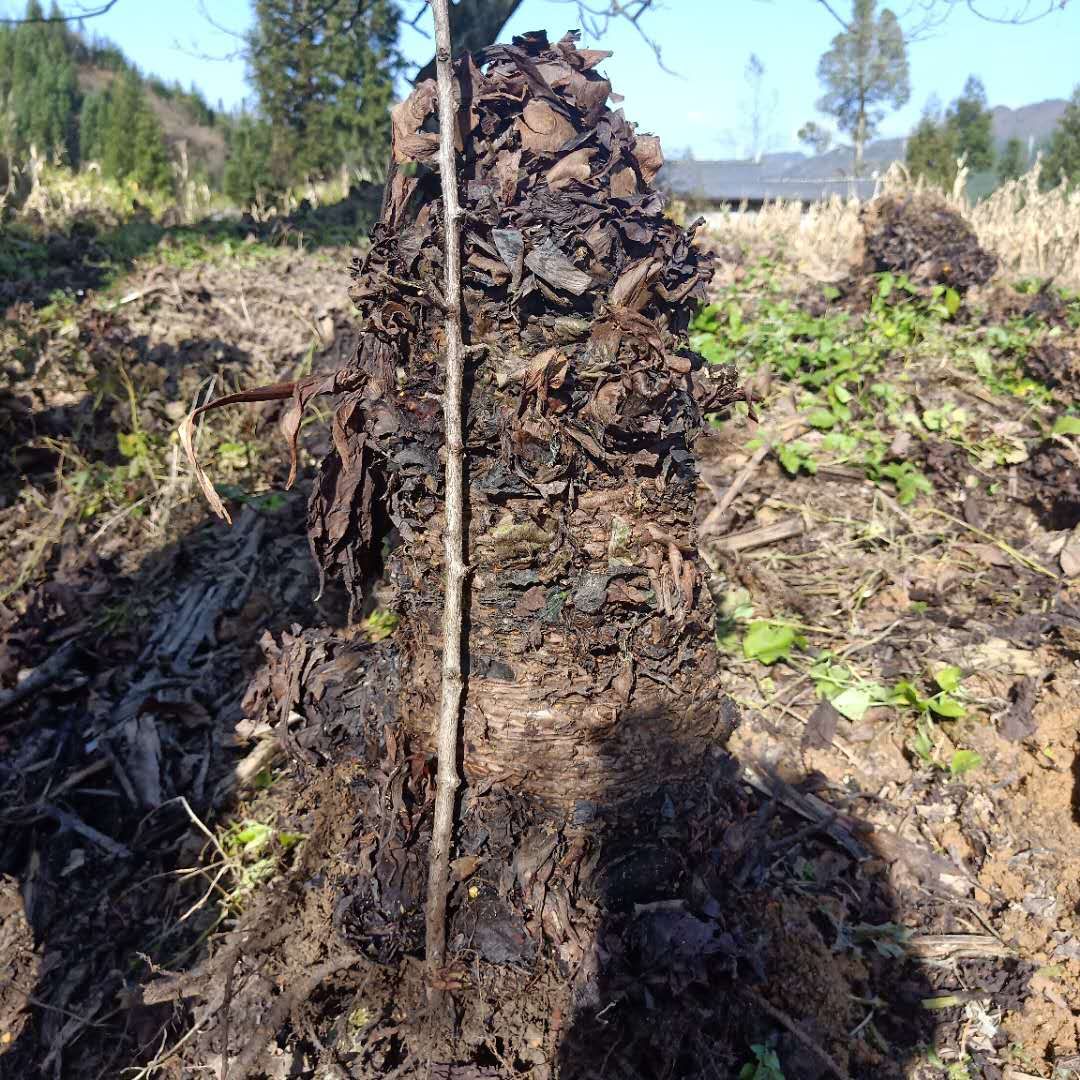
[701,162,1080,288]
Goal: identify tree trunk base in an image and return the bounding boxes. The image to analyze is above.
[150,622,915,1080]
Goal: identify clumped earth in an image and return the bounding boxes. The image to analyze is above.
[3,41,1080,1080]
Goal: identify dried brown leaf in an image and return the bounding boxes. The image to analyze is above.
[633,135,664,183]
[546,146,595,190]
[391,80,440,165]
[516,99,576,154]
[609,166,637,199]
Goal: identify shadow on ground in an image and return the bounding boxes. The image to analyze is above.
[0,506,1041,1080]
[55,629,1032,1080]
[0,309,358,1075]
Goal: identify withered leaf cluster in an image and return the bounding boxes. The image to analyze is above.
[860,192,998,290]
[185,30,743,604]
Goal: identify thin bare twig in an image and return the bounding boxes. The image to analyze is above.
[424,0,467,982]
[0,0,118,22]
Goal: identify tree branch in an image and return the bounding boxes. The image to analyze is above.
[424,0,467,983]
[0,0,118,21]
[814,0,851,28]
[815,0,1067,39]
[557,0,675,75]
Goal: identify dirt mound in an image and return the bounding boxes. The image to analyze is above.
[188,28,746,810]
[147,625,936,1079]
[860,192,998,289]
[161,27,947,1080]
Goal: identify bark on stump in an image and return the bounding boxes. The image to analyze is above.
[306,30,745,814]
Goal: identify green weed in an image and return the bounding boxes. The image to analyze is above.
[742,621,807,665]
[739,1044,785,1080]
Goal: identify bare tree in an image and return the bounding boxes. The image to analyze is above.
[814,0,1069,40]
[741,52,778,162]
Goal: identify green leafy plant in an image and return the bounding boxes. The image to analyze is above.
[362,608,399,642]
[887,669,983,773]
[739,1044,785,1080]
[875,461,933,505]
[890,667,966,718]
[743,621,806,665]
[214,483,287,513]
[921,403,968,436]
[218,818,305,912]
[809,655,889,721]
[777,440,818,476]
[948,749,983,777]
[716,588,755,652]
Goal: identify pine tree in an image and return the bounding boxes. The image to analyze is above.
[98,70,171,191]
[1042,86,1080,191]
[79,89,107,164]
[1,0,78,164]
[946,75,994,172]
[322,0,399,177]
[814,0,910,175]
[246,0,401,188]
[906,104,959,189]
[130,93,171,191]
[997,137,1027,183]
[222,112,275,204]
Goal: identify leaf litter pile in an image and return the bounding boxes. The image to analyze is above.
[4,28,1080,1080]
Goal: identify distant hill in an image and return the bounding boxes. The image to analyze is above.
[736,97,1070,189]
[0,13,227,193]
[990,98,1067,143]
[77,67,226,180]
[662,97,1070,208]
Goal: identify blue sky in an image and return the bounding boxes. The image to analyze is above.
[6,0,1078,157]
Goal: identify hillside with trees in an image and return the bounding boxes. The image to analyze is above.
[0,0,220,191]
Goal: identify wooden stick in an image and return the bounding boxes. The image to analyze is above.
[712,515,804,554]
[425,0,467,980]
[699,418,807,536]
[0,639,79,716]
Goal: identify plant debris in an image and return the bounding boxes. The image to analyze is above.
[859,192,998,289]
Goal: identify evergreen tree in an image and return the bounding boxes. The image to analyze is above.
[0,0,78,164]
[322,0,399,177]
[130,93,172,191]
[222,112,275,204]
[906,104,959,188]
[1042,85,1080,190]
[997,137,1028,183]
[814,0,910,175]
[247,0,401,188]
[945,75,994,171]
[79,89,107,164]
[98,70,171,190]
